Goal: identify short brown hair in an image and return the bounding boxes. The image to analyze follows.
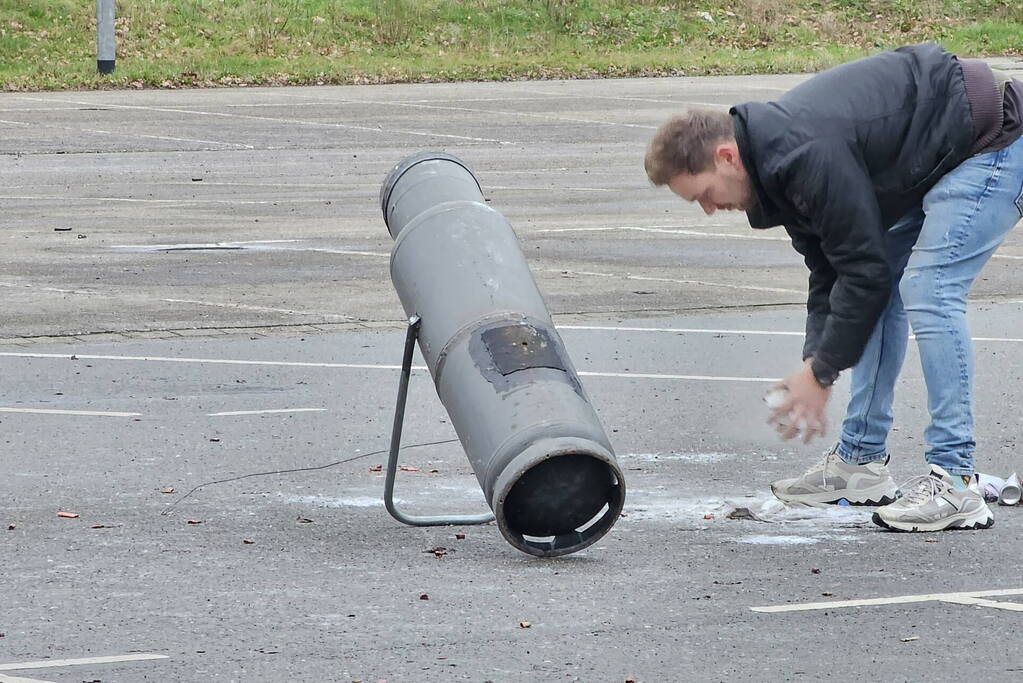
[644,108,735,186]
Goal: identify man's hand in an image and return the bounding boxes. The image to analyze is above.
[767,359,831,443]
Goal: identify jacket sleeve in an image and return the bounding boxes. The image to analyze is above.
[783,226,835,362]
[779,142,892,372]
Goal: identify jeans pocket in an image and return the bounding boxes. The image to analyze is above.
[1016,182,1023,219]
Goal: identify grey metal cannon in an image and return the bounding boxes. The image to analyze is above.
[379,151,626,557]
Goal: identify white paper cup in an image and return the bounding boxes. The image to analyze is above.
[998,472,1021,506]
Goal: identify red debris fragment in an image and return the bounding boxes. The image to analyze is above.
[455,533,465,540]
[419,593,429,600]
[242,539,255,545]
[57,511,79,519]
[369,464,383,472]
[811,568,821,574]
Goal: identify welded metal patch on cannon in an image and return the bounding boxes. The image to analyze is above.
[481,323,565,374]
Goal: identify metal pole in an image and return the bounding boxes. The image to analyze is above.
[97,0,115,74]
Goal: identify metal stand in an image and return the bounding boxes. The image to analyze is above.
[383,316,495,527]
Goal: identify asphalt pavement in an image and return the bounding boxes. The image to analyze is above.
[3,58,1023,682]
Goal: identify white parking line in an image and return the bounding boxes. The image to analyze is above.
[536,225,789,241]
[546,267,803,295]
[561,324,803,336]
[0,351,778,382]
[15,96,509,144]
[0,674,55,683]
[260,91,658,129]
[558,324,1023,344]
[208,408,327,416]
[0,407,142,417]
[0,653,168,671]
[750,587,1023,613]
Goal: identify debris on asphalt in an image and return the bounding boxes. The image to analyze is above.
[296,516,313,524]
[54,226,71,231]
[399,466,420,472]
[7,524,14,530]
[703,513,714,520]
[519,621,531,628]
[242,539,255,544]
[424,546,448,557]
[419,593,430,600]
[57,511,79,518]
[901,636,919,642]
[726,507,761,521]
[810,568,821,574]
[368,464,383,472]
[187,520,203,525]
[455,533,465,540]
[160,487,176,494]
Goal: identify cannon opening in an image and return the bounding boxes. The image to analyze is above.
[502,453,620,537]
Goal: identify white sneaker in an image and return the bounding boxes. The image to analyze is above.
[872,464,994,532]
[771,445,900,506]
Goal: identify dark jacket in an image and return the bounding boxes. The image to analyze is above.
[730,43,977,375]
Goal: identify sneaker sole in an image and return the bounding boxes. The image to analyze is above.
[871,509,995,532]
[771,483,900,507]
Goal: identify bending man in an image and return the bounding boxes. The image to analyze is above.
[645,43,1023,532]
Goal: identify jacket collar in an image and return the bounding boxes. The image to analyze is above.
[730,107,788,229]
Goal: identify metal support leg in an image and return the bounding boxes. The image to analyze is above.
[383,316,495,527]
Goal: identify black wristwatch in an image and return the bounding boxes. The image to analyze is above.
[809,356,840,388]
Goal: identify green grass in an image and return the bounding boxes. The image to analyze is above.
[1,0,1020,90]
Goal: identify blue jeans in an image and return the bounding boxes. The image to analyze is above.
[837,135,1023,475]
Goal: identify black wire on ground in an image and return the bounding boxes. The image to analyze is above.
[160,438,459,516]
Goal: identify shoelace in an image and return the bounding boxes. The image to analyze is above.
[802,448,838,488]
[899,474,943,505]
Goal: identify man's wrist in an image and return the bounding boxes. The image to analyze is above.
[809,356,840,388]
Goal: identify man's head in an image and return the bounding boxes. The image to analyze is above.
[644,108,754,215]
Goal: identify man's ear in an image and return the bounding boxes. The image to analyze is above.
[716,141,740,164]
[714,141,743,170]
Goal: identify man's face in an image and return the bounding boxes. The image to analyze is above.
[666,141,753,216]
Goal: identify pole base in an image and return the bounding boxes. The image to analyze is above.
[97,60,115,74]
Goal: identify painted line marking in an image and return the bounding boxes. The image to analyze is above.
[79,126,255,149]
[545,267,803,295]
[560,325,804,336]
[750,587,1023,613]
[559,324,1023,345]
[111,240,298,250]
[0,352,777,383]
[0,282,356,320]
[208,408,327,417]
[259,91,658,130]
[939,596,1023,612]
[15,96,509,144]
[0,195,321,206]
[0,674,55,683]
[579,371,778,382]
[0,407,142,417]
[535,225,789,241]
[0,653,168,671]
